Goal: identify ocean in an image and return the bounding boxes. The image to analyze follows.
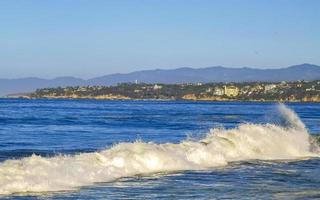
[0,99,319,199]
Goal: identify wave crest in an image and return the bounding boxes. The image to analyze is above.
[0,104,318,195]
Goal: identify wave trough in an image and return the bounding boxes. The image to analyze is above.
[0,104,319,195]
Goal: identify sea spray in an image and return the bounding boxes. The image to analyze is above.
[277,103,306,130]
[0,104,319,195]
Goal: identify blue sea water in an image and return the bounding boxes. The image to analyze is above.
[0,99,320,199]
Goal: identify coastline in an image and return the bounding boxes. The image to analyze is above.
[20,80,320,103]
[7,95,320,103]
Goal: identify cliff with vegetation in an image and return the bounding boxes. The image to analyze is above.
[26,80,320,102]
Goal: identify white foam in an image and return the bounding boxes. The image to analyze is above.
[0,104,318,195]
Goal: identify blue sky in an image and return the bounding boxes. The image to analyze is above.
[0,0,319,79]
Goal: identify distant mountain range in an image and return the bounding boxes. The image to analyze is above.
[1,63,320,96]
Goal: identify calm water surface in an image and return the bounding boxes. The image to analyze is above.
[0,99,319,199]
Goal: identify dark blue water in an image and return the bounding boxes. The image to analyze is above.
[0,99,320,199]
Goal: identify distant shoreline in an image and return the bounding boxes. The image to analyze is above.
[22,80,320,103]
[4,96,320,103]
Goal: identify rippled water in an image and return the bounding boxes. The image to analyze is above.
[0,99,319,199]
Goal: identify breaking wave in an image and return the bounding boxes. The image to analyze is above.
[0,104,319,195]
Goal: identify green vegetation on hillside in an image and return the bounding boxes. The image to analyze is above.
[29,80,320,102]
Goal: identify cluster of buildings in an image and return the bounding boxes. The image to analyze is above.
[201,81,320,98]
[207,86,239,97]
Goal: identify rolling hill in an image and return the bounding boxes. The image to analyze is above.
[2,63,320,96]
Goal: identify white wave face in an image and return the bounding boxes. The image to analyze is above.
[0,104,319,195]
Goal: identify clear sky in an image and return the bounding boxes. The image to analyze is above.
[0,0,319,79]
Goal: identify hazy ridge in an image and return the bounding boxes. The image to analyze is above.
[1,63,320,96]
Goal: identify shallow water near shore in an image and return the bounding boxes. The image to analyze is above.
[0,99,320,199]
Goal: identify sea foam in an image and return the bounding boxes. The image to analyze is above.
[0,104,319,195]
